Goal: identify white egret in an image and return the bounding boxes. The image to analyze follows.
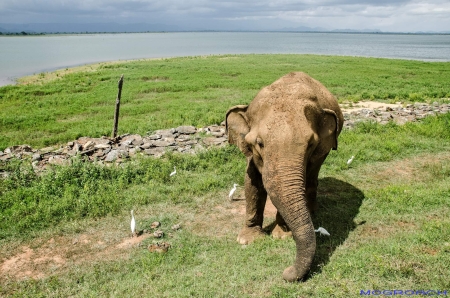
[229,183,238,200]
[170,166,177,177]
[314,227,330,236]
[130,210,136,237]
[347,155,355,165]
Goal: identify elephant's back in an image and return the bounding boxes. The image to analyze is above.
[256,72,335,105]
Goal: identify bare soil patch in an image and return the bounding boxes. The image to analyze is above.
[361,151,450,186]
[340,101,403,113]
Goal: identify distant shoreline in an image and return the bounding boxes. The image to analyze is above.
[2,31,450,36]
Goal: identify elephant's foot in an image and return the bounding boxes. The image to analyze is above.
[237,226,265,245]
[282,266,301,282]
[272,224,292,240]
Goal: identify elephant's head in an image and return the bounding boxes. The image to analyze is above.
[226,72,343,281]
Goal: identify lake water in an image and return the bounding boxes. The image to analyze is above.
[1,32,449,86]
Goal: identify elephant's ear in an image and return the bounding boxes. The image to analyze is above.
[226,105,252,157]
[321,108,340,150]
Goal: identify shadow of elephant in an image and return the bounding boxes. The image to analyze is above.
[263,176,365,279]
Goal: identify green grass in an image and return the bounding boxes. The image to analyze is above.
[1,54,450,150]
[1,55,450,297]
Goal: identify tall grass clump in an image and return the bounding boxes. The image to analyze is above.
[0,146,244,240]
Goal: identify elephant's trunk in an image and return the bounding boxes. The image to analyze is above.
[263,156,316,282]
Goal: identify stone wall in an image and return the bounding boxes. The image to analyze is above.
[1,101,449,173]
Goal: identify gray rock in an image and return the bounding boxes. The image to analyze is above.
[48,155,67,166]
[94,144,111,149]
[83,141,95,150]
[120,140,133,147]
[73,143,81,152]
[154,129,177,138]
[184,140,198,146]
[32,153,42,162]
[66,150,78,157]
[129,148,138,156]
[76,137,92,146]
[105,150,120,162]
[20,145,33,152]
[94,138,111,145]
[208,125,223,133]
[148,134,162,140]
[40,146,56,153]
[176,125,197,134]
[144,147,166,157]
[211,131,225,137]
[203,137,227,146]
[79,149,96,156]
[4,147,14,154]
[176,134,192,142]
[140,142,153,149]
[152,140,175,147]
[380,112,393,121]
[92,150,106,159]
[121,134,141,142]
[132,139,143,146]
[164,137,176,143]
[0,154,12,161]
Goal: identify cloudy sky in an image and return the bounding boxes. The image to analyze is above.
[1,0,449,32]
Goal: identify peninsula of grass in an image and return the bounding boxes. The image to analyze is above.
[1,55,449,297]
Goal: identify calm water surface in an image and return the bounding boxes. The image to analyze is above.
[1,32,449,86]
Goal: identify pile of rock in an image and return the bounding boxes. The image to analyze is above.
[1,101,449,173]
[343,102,450,129]
[0,124,227,171]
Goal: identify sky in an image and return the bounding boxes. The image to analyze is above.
[0,0,449,32]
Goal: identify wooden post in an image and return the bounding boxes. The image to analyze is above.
[112,74,124,138]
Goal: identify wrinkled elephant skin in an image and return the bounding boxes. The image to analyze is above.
[226,72,344,282]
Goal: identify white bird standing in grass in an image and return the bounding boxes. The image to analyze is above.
[314,227,330,236]
[229,183,238,200]
[130,210,136,237]
[170,166,177,177]
[347,155,355,165]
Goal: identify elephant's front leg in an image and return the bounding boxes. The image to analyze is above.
[237,158,267,245]
[305,154,328,214]
[272,211,293,239]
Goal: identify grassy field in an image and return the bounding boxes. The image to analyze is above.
[1,54,450,150]
[1,55,450,297]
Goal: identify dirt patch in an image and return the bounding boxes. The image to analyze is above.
[354,151,450,187]
[358,220,417,239]
[0,230,152,280]
[115,234,152,249]
[340,101,403,113]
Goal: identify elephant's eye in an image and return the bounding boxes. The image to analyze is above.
[256,137,264,148]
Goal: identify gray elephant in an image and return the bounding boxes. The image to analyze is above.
[225,72,344,282]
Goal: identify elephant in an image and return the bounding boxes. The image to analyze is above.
[225,72,343,282]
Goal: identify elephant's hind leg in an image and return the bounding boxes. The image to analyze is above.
[237,159,267,245]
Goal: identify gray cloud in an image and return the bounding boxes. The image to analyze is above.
[0,0,449,32]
